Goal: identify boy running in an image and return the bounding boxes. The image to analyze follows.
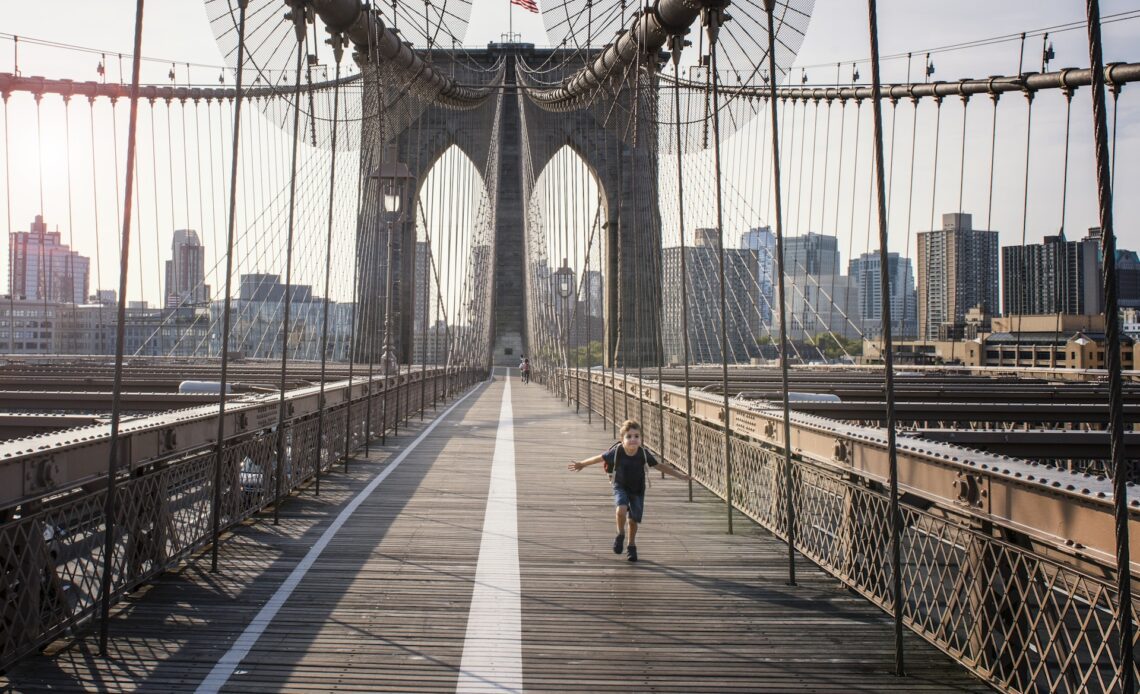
[567,420,690,562]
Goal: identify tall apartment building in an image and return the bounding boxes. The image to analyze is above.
[849,251,918,339]
[662,229,759,364]
[1001,229,1103,316]
[1115,244,1140,309]
[164,229,210,308]
[8,215,90,303]
[917,213,999,340]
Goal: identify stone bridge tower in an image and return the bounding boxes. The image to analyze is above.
[355,43,662,369]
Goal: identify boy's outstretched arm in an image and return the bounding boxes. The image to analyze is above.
[657,461,692,481]
[567,454,605,471]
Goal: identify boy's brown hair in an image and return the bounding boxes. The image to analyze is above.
[619,420,641,436]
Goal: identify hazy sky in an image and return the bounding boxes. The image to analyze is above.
[1,1,1138,304]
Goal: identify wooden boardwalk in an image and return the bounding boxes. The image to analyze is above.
[2,371,990,692]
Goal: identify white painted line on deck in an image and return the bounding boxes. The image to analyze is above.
[457,368,522,693]
[196,382,485,694]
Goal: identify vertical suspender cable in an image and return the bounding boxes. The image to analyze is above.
[1084,3,1134,691]
[575,152,583,413]
[209,1,248,572]
[1014,83,1034,352]
[272,24,308,527]
[764,0,795,582]
[418,147,430,419]
[614,124,622,433]
[630,50,645,427]
[98,0,147,655]
[671,44,694,502]
[34,95,47,319]
[146,98,159,305]
[1053,87,1074,361]
[89,96,108,346]
[866,0,905,676]
[921,96,941,344]
[63,96,76,346]
[344,145,371,468]
[430,164,440,405]
[367,13,384,451]
[3,95,13,350]
[316,37,346,495]
[705,3,733,534]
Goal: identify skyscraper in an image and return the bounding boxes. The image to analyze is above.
[662,230,760,364]
[785,231,840,277]
[740,226,775,327]
[585,270,603,318]
[1001,229,1102,316]
[8,215,90,303]
[849,251,917,339]
[781,231,861,342]
[164,229,210,308]
[413,241,430,332]
[917,213,999,340]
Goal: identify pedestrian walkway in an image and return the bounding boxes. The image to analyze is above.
[2,369,988,692]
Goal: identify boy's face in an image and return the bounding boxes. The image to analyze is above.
[621,429,642,452]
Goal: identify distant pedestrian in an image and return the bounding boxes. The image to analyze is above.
[567,420,690,562]
[520,357,531,384]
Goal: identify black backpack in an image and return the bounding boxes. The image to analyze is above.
[603,443,651,486]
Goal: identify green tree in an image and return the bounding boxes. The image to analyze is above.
[573,340,604,367]
[812,333,863,360]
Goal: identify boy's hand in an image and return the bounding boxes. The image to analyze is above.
[567,460,584,471]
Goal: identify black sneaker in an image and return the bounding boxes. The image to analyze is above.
[613,533,625,554]
[627,545,638,562]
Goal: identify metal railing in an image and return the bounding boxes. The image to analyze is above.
[557,368,1140,694]
[0,366,482,671]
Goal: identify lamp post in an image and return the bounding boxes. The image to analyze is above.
[372,156,413,372]
[370,154,413,443]
[554,257,574,400]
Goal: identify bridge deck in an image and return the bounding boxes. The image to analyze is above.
[2,371,988,692]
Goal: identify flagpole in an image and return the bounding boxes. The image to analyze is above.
[509,0,514,41]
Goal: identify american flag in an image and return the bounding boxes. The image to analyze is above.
[511,0,539,13]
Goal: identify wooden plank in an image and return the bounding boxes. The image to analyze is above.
[2,374,990,692]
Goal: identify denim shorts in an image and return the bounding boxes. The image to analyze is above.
[612,485,645,523]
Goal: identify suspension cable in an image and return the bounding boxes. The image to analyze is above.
[866,0,906,675]
[764,0,796,586]
[209,0,249,574]
[98,0,147,657]
[1083,4,1133,690]
[315,34,346,496]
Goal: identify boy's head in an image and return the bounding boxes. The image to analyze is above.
[619,420,642,452]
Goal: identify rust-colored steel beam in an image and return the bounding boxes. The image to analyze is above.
[0,368,440,511]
